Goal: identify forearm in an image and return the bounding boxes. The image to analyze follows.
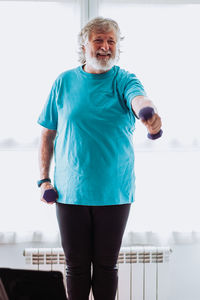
[38,128,56,179]
[131,95,157,118]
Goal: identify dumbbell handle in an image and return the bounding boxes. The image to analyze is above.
[138,107,163,140]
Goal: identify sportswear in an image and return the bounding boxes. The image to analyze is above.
[37,65,146,205]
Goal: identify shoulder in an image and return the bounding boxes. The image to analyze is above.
[54,66,80,85]
[115,66,137,81]
[114,66,139,91]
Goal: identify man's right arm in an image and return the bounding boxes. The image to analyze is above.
[38,128,57,204]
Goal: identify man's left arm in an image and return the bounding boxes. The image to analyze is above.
[131,95,162,136]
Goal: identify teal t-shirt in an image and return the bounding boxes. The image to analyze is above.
[38,65,146,206]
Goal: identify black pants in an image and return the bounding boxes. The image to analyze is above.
[56,203,131,300]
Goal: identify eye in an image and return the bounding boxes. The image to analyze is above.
[108,40,115,45]
[94,39,103,43]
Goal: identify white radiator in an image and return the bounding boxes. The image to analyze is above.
[23,246,172,300]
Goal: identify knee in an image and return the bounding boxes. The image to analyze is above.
[66,254,91,276]
[92,255,118,271]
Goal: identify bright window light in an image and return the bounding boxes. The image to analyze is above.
[0,1,80,234]
[100,2,200,147]
[0,0,80,144]
[99,2,200,232]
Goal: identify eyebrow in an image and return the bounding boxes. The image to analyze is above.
[94,36,115,40]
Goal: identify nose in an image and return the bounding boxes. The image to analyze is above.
[100,41,109,51]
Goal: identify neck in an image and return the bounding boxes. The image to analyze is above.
[83,64,111,74]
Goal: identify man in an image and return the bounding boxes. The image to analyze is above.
[37,17,162,300]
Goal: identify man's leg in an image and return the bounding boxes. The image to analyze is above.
[56,203,93,300]
[91,204,131,300]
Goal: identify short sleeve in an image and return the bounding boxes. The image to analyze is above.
[37,80,58,130]
[124,72,147,114]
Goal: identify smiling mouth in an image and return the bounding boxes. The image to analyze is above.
[97,54,111,58]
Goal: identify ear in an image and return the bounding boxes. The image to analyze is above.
[82,45,85,53]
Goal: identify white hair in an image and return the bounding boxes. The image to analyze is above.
[77,17,124,64]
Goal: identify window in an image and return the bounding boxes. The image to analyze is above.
[99,1,199,232]
[0,0,199,238]
[0,0,80,234]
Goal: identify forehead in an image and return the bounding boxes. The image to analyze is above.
[89,30,117,41]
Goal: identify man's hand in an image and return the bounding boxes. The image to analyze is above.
[131,96,162,136]
[40,182,58,205]
[141,113,162,136]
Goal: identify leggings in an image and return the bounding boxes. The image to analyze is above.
[56,202,131,300]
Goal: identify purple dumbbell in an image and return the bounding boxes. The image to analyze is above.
[43,189,58,203]
[138,107,163,140]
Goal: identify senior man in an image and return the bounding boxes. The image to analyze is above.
[37,17,162,300]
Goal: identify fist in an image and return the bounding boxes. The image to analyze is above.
[40,182,58,205]
[141,113,162,135]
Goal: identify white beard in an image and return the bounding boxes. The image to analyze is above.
[85,49,120,72]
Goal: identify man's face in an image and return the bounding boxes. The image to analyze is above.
[83,30,119,73]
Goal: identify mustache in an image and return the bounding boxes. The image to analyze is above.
[96,51,112,55]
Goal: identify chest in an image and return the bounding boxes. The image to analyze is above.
[57,79,128,125]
